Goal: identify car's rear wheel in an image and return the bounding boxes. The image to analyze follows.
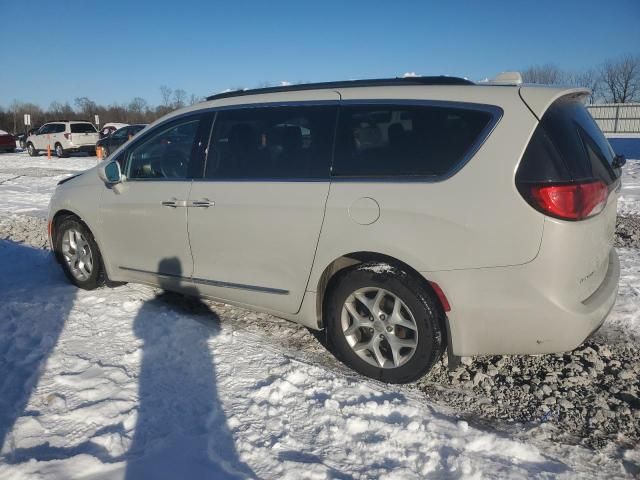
[55,218,106,290]
[325,262,446,383]
[27,143,38,156]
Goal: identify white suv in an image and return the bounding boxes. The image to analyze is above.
[47,76,623,383]
[27,121,99,157]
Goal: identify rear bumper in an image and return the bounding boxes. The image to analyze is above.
[423,248,619,356]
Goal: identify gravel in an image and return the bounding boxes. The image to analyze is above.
[417,341,640,450]
[1,210,639,454]
[616,216,640,248]
[0,215,49,249]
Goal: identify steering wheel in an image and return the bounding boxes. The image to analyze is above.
[159,147,189,178]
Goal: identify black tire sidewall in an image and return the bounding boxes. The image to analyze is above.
[55,218,104,290]
[326,264,445,383]
[55,143,64,157]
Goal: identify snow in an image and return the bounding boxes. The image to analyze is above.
[0,147,639,478]
[618,159,640,216]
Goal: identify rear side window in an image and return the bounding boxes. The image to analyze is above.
[206,105,337,180]
[517,96,619,186]
[333,104,494,177]
[70,123,97,133]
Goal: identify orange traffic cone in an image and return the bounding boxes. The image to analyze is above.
[47,144,51,159]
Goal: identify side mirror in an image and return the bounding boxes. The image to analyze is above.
[98,160,122,185]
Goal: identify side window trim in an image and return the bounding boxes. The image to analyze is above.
[331,100,503,183]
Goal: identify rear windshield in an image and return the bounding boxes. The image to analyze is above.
[517,96,619,185]
[70,123,97,133]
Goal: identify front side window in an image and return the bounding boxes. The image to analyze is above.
[333,104,493,177]
[126,116,203,180]
[205,105,337,180]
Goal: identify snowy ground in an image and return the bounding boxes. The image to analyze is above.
[0,149,639,479]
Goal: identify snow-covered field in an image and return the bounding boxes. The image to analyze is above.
[0,148,639,479]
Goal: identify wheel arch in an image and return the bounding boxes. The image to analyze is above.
[50,208,111,275]
[315,251,449,330]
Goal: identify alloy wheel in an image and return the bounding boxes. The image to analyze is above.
[341,287,419,368]
[61,228,93,281]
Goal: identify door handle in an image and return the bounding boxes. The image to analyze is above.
[189,199,215,208]
[161,199,188,208]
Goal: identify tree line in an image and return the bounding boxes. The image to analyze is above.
[1,54,638,134]
[0,86,204,134]
[521,53,639,104]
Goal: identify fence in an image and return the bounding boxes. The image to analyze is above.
[586,103,640,134]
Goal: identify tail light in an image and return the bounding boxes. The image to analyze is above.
[525,181,608,221]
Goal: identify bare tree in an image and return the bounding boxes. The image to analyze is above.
[172,89,187,108]
[160,85,173,107]
[566,68,601,104]
[9,100,21,133]
[74,97,98,119]
[600,54,640,103]
[521,64,566,85]
[128,97,149,123]
[189,93,203,105]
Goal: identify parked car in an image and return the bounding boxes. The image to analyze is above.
[26,121,99,157]
[96,124,147,157]
[16,127,42,149]
[47,75,623,383]
[99,123,129,138]
[0,130,16,153]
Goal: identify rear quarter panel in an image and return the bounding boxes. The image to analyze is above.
[309,86,544,291]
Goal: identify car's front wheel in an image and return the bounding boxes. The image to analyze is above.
[55,217,105,290]
[27,143,38,156]
[325,262,446,383]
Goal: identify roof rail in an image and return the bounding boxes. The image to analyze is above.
[206,76,474,101]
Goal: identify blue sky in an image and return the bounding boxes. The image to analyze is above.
[1,0,638,108]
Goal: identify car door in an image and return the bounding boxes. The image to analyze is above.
[99,112,212,286]
[187,99,339,313]
[34,124,50,149]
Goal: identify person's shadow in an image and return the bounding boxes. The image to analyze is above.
[0,240,76,456]
[125,257,254,479]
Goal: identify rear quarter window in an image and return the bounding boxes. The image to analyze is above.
[332,103,496,178]
[71,123,98,133]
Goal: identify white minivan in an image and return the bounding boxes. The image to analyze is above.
[47,76,623,383]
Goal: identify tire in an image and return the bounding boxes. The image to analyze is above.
[325,262,446,383]
[54,217,106,290]
[27,143,38,156]
[55,143,69,158]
